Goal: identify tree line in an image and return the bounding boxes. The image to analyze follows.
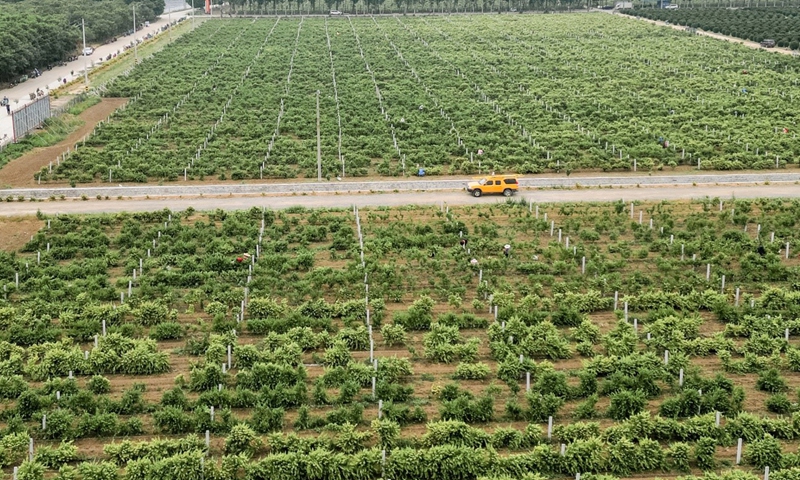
[0,0,164,83]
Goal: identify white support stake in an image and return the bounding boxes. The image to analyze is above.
[736,438,743,464]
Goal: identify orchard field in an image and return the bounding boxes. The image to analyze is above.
[1,198,800,479]
[40,14,800,184]
[628,7,800,48]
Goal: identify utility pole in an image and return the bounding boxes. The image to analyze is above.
[133,4,138,64]
[82,19,88,86]
[316,90,322,181]
[168,8,172,42]
[192,0,195,29]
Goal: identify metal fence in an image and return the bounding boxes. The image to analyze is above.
[11,95,51,141]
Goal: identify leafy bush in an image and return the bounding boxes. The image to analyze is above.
[524,392,564,422]
[77,461,118,480]
[224,423,262,455]
[757,368,788,393]
[249,406,284,434]
[694,437,717,470]
[150,322,185,340]
[381,324,407,347]
[608,390,647,420]
[87,375,111,395]
[393,295,435,330]
[745,434,783,469]
[766,394,793,414]
[454,362,491,380]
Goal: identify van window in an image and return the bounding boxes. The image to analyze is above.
[485,181,494,186]
[504,179,518,184]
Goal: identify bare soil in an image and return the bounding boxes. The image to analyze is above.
[0,98,128,187]
[0,216,44,251]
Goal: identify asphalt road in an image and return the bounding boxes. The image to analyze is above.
[2,183,800,216]
[0,8,197,145]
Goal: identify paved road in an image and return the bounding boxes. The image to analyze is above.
[0,7,198,146]
[4,172,800,198]
[2,183,799,216]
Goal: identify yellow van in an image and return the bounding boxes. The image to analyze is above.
[466,175,519,197]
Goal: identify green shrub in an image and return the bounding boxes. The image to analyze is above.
[17,460,45,480]
[524,392,564,422]
[224,423,262,455]
[77,461,118,480]
[608,390,647,420]
[745,434,783,469]
[249,406,284,434]
[381,324,407,347]
[694,437,716,470]
[757,368,788,393]
[372,418,401,447]
[667,442,691,472]
[454,362,491,380]
[150,322,185,340]
[87,375,111,395]
[766,394,793,414]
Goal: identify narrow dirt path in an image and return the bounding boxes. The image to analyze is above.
[615,11,798,55]
[0,97,127,187]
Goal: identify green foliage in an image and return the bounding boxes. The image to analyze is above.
[694,437,717,470]
[608,390,647,420]
[393,295,436,330]
[745,434,783,469]
[757,368,788,393]
[381,323,407,347]
[454,362,491,380]
[17,460,45,480]
[224,423,262,455]
[87,375,111,395]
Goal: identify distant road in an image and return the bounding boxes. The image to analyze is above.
[2,183,799,216]
[0,8,197,145]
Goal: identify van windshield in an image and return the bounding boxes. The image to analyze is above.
[478,178,487,185]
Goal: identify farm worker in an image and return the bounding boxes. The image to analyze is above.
[5,104,9,115]
[503,244,511,258]
[235,257,243,263]
[784,127,789,134]
[477,149,484,155]
[664,140,669,149]
[460,238,468,249]
[470,258,478,266]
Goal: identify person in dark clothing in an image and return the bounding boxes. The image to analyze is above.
[757,244,766,256]
[5,104,10,115]
[460,238,468,249]
[503,244,511,258]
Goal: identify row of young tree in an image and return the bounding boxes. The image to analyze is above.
[0,0,164,83]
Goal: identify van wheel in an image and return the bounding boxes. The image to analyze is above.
[472,189,482,197]
[503,189,513,197]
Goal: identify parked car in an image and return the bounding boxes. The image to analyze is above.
[83,47,94,56]
[329,10,342,14]
[761,39,776,48]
